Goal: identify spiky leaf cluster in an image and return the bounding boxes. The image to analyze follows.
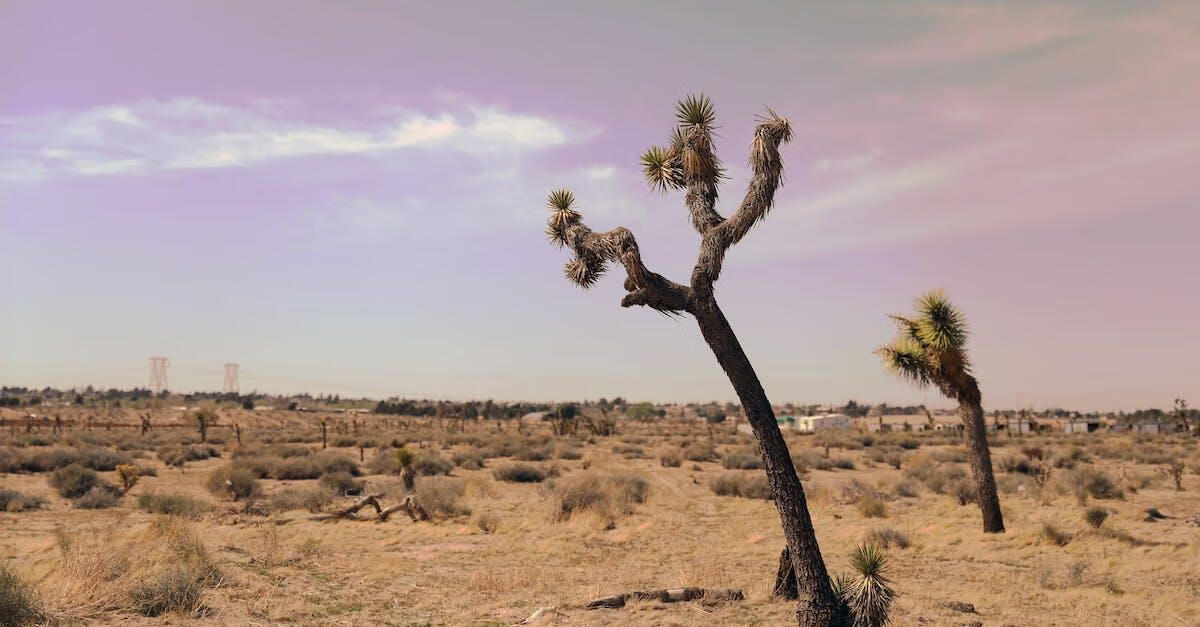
[876,290,972,398]
[837,543,895,627]
[545,188,581,248]
[640,93,724,193]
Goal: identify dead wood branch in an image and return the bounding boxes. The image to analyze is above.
[586,587,744,609]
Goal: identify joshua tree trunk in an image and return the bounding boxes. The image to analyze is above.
[694,303,837,625]
[958,390,1004,533]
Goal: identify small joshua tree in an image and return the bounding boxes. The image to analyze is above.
[115,464,140,495]
[395,447,416,491]
[831,543,895,627]
[876,290,1004,533]
[543,95,837,625]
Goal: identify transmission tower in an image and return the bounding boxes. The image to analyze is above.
[148,356,169,393]
[223,363,240,394]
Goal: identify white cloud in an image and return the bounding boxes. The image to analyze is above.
[582,165,617,181]
[0,98,580,181]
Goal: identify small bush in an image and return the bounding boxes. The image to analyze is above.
[858,494,888,518]
[0,563,44,627]
[75,486,122,509]
[659,448,683,467]
[864,527,910,549]
[414,476,470,519]
[318,471,364,496]
[612,444,646,459]
[1084,507,1109,529]
[128,565,202,617]
[951,478,978,505]
[137,493,210,518]
[0,489,45,513]
[49,463,101,499]
[1073,467,1123,501]
[269,486,333,513]
[411,451,454,476]
[492,463,547,483]
[709,472,771,499]
[475,511,499,534]
[206,465,261,501]
[550,472,648,521]
[721,448,762,470]
[830,457,856,470]
[683,441,717,462]
[1040,522,1071,546]
[892,480,919,498]
[452,450,486,470]
[515,442,555,462]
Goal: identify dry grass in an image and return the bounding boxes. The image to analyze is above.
[2,415,1199,625]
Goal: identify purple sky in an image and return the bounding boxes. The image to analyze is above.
[2,2,1197,410]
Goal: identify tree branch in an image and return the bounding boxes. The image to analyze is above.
[546,190,693,315]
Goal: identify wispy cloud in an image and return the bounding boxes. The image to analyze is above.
[0,99,581,181]
[811,147,884,175]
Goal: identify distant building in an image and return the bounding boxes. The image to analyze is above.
[1063,417,1102,434]
[794,413,853,433]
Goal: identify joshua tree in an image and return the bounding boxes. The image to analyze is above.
[543,95,837,625]
[876,290,1005,533]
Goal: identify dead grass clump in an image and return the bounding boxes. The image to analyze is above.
[492,463,548,483]
[0,489,46,513]
[1040,522,1071,546]
[709,472,771,499]
[0,563,44,627]
[474,511,499,534]
[205,465,261,501]
[612,444,646,459]
[658,448,683,467]
[1084,507,1109,529]
[42,518,219,620]
[549,472,648,521]
[137,493,210,518]
[864,527,910,549]
[414,476,470,519]
[721,447,762,469]
[892,479,920,498]
[858,494,888,518]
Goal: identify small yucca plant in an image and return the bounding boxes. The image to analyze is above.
[1084,506,1109,529]
[395,447,416,491]
[115,464,141,495]
[833,543,895,627]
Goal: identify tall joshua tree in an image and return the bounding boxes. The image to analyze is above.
[876,290,1005,533]
[543,95,838,625]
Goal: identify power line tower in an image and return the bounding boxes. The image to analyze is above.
[223,363,240,395]
[148,356,169,393]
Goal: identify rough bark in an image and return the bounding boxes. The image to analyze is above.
[694,302,838,626]
[959,396,1004,533]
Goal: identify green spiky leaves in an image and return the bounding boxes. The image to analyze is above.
[675,93,716,127]
[546,188,582,248]
[845,543,894,627]
[914,289,968,351]
[563,254,605,288]
[641,145,683,193]
[877,290,973,399]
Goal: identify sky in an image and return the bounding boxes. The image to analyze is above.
[1,2,1197,411]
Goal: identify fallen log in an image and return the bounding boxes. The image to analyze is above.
[586,587,744,609]
[378,495,429,522]
[310,493,384,521]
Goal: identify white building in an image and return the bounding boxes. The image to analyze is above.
[794,413,853,433]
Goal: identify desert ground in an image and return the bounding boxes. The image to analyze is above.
[2,409,1199,626]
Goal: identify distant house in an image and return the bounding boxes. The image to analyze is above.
[794,413,852,433]
[1133,420,1176,435]
[993,417,1033,434]
[520,411,549,424]
[1063,418,1101,434]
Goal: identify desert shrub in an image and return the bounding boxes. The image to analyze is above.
[550,472,648,521]
[75,447,134,471]
[1073,467,1123,501]
[318,471,364,496]
[556,444,583,460]
[1022,445,1045,460]
[930,448,967,464]
[721,447,762,470]
[0,490,45,513]
[475,511,499,534]
[1040,522,1071,546]
[892,479,919,498]
[269,486,333,513]
[205,465,261,501]
[515,442,555,462]
[333,437,356,448]
[683,441,717,462]
[1053,447,1090,469]
[492,463,547,483]
[950,478,978,505]
[49,463,101,498]
[896,437,920,450]
[830,457,856,470]
[709,472,771,499]
[999,455,1033,475]
[0,563,43,627]
[271,456,321,480]
[0,448,20,474]
[115,464,140,494]
[453,450,486,470]
[1084,507,1109,529]
[313,452,360,476]
[75,486,122,509]
[137,493,210,518]
[864,527,910,549]
[996,473,1034,494]
[414,476,470,519]
[658,448,683,467]
[128,564,202,617]
[858,494,888,518]
[410,451,453,476]
[612,444,646,459]
[157,446,220,468]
